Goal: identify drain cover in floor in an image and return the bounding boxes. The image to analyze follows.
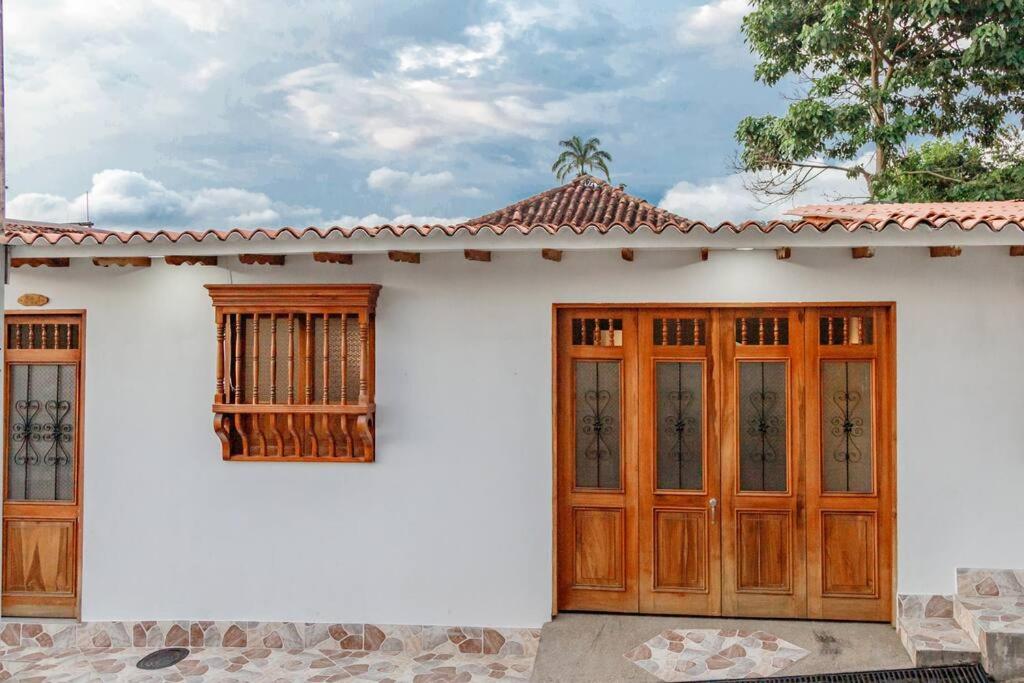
[136,647,190,670]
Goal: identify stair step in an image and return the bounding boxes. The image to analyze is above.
[954,595,1024,680]
[897,616,981,668]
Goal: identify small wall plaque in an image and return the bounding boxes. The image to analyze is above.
[17,293,50,307]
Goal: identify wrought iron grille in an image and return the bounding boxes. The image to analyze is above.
[739,361,787,491]
[823,360,873,492]
[574,360,621,488]
[6,364,76,501]
[656,362,703,489]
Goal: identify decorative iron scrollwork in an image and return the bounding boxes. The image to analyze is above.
[740,362,786,491]
[826,361,869,491]
[7,365,75,500]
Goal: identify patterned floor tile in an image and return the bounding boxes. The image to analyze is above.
[0,644,539,681]
[624,628,809,681]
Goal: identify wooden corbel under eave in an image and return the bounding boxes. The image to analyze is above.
[542,249,563,262]
[775,247,792,260]
[464,249,491,262]
[621,248,634,262]
[165,255,219,266]
[1010,246,1024,256]
[851,247,875,259]
[313,252,354,264]
[11,257,70,268]
[929,246,962,258]
[238,254,285,266]
[699,248,709,261]
[388,250,420,264]
[92,257,152,268]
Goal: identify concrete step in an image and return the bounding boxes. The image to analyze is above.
[897,595,980,667]
[896,616,981,667]
[954,595,1024,680]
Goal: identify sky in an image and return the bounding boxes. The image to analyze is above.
[4,0,862,230]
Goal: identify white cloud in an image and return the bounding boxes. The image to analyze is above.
[676,0,752,64]
[9,169,323,229]
[152,0,237,33]
[365,167,482,197]
[659,167,867,223]
[323,213,469,227]
[398,22,508,77]
[272,63,606,156]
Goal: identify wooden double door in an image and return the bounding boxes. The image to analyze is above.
[555,305,894,622]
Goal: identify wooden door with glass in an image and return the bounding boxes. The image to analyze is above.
[555,303,894,622]
[2,312,84,618]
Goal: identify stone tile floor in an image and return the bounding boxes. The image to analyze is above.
[0,645,536,681]
[624,628,810,682]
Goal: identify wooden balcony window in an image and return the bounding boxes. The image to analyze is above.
[206,284,380,462]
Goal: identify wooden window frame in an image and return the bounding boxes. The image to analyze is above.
[206,284,380,462]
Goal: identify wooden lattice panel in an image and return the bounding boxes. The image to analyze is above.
[206,284,380,462]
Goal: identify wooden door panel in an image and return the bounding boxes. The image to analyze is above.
[735,510,792,593]
[653,509,707,592]
[574,508,624,588]
[637,310,720,615]
[821,511,877,597]
[720,309,806,618]
[556,309,638,612]
[3,312,85,619]
[3,519,76,595]
[805,308,894,621]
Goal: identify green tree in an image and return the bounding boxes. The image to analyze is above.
[551,136,613,182]
[735,0,1024,200]
[873,132,1024,201]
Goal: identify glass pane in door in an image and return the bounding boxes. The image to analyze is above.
[738,361,788,492]
[655,362,703,490]
[822,361,873,492]
[574,360,621,489]
[6,364,77,501]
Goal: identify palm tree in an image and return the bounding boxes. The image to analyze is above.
[551,136,613,182]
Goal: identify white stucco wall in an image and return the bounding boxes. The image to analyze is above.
[5,246,1024,627]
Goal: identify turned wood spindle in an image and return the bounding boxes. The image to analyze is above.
[758,318,765,345]
[675,319,683,346]
[42,324,49,349]
[608,318,615,346]
[773,317,780,345]
[64,324,72,350]
[252,315,260,405]
[322,314,330,405]
[827,317,834,345]
[693,319,701,346]
[740,318,748,344]
[234,314,243,404]
[661,318,668,346]
[215,318,226,402]
[287,314,296,405]
[269,314,278,403]
[304,313,313,405]
[842,317,850,344]
[359,315,369,405]
[593,318,600,346]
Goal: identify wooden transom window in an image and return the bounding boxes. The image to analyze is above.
[206,284,380,462]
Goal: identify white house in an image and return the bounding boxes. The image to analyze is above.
[2,177,1024,677]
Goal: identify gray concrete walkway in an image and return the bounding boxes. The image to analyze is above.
[532,613,912,682]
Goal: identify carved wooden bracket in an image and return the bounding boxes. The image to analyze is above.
[313,252,354,264]
[388,250,420,264]
[11,258,69,268]
[929,246,961,258]
[464,249,491,262]
[775,247,792,260]
[621,248,634,262]
[851,247,875,259]
[239,254,285,266]
[92,257,151,268]
[165,255,218,266]
[1010,246,1024,257]
[542,248,562,262]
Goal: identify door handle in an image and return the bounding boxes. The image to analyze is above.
[709,498,718,524]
